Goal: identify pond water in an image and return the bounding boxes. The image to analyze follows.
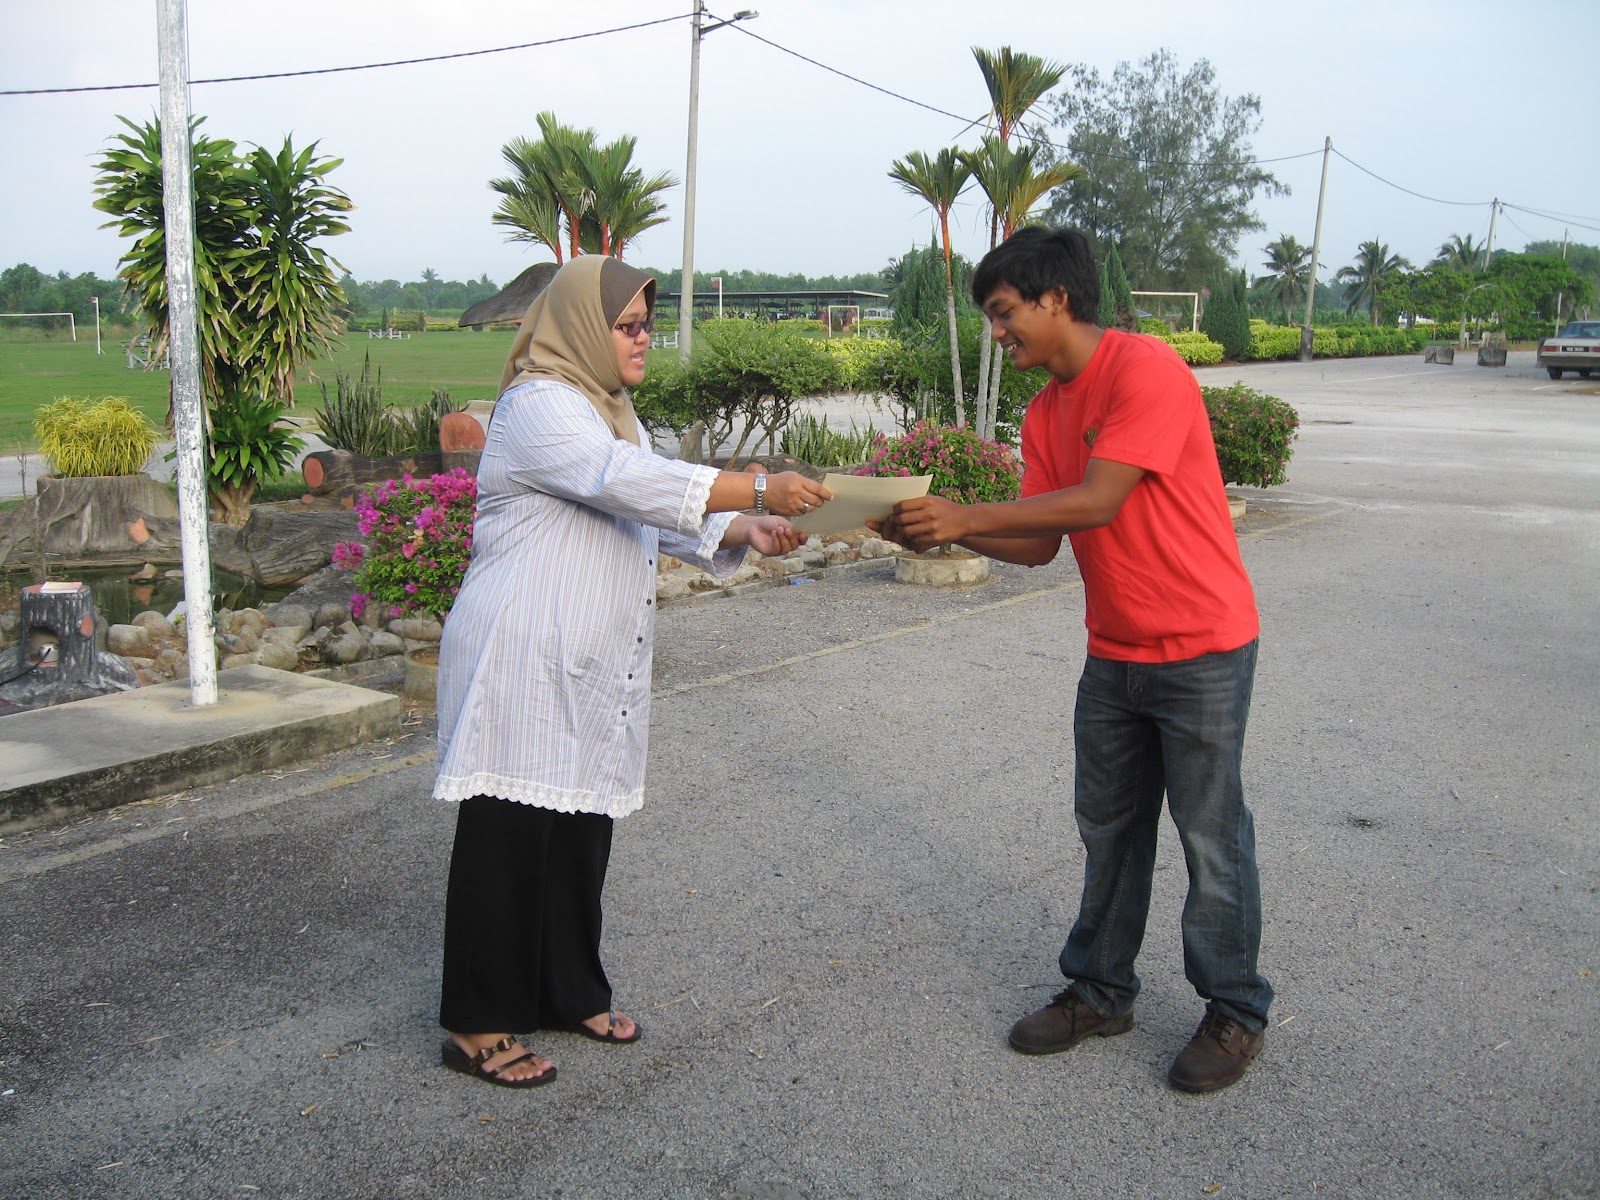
[3,565,291,626]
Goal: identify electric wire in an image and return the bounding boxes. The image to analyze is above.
[0,14,691,95]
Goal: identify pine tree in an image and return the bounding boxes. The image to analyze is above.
[1201,269,1251,360]
[1104,243,1135,331]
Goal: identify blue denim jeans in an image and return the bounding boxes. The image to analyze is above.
[1060,639,1273,1032]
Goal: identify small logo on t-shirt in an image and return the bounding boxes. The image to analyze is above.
[1084,427,1099,449]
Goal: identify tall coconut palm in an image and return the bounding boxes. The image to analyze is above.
[1336,239,1412,326]
[1254,234,1311,324]
[888,147,973,425]
[1432,232,1483,273]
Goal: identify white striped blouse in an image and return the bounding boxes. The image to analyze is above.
[433,379,742,817]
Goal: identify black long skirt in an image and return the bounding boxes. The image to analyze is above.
[438,795,615,1034]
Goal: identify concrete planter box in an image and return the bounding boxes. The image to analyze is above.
[894,549,990,587]
[1477,345,1508,367]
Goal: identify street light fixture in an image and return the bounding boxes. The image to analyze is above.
[678,3,757,364]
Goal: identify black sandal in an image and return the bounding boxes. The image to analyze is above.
[570,1011,643,1044]
[440,1036,557,1088]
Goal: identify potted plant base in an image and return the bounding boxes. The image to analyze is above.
[894,546,991,587]
[403,645,439,702]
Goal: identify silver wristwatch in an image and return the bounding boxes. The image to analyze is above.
[753,472,767,515]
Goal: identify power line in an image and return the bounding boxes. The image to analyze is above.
[0,14,691,95]
[1330,148,1490,207]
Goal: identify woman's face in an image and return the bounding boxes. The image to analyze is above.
[611,292,651,387]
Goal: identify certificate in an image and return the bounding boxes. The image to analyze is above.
[787,473,932,535]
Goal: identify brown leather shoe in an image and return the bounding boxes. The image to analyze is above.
[1167,1009,1264,1092]
[1009,987,1134,1055]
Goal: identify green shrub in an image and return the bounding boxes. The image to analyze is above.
[1157,331,1224,365]
[1138,317,1171,336]
[779,413,877,467]
[856,420,1022,504]
[1202,383,1299,487]
[314,354,459,456]
[34,395,160,477]
[1244,323,1301,361]
[207,392,305,524]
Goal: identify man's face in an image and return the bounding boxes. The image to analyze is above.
[981,283,1069,373]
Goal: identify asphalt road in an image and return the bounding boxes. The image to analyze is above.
[2,351,1595,1199]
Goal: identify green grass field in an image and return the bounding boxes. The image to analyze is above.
[0,330,536,450]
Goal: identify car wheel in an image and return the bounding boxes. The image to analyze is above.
[1547,368,1563,379]
[1581,370,1593,379]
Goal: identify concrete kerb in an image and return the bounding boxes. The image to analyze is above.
[0,664,399,835]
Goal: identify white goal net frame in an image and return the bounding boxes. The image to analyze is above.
[0,311,77,340]
[824,305,860,337]
[1130,291,1199,332]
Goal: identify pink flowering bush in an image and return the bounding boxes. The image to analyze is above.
[856,420,1022,505]
[1199,383,1299,487]
[333,469,477,621]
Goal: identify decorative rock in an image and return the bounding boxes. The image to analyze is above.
[220,652,255,670]
[858,537,899,559]
[320,632,368,665]
[266,602,314,636]
[823,541,857,563]
[656,574,693,601]
[800,549,828,569]
[254,642,301,672]
[131,610,177,638]
[107,623,152,657]
[368,630,406,658]
[0,610,17,637]
[726,562,762,587]
[389,617,444,643]
[314,601,351,630]
[261,626,304,651]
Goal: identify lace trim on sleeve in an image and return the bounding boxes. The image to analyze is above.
[676,464,719,536]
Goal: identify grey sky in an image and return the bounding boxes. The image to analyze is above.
[4,0,1596,292]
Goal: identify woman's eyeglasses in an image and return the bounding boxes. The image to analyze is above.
[613,316,655,339]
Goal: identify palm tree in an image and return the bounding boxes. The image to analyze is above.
[585,135,677,259]
[1254,234,1311,324]
[1433,232,1483,272]
[968,46,1069,439]
[962,137,1082,436]
[973,45,1065,142]
[888,148,973,426]
[1336,239,1412,326]
[491,117,675,262]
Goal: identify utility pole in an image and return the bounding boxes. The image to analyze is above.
[1482,198,1498,271]
[1555,228,1569,332]
[678,3,757,365]
[1299,136,1331,362]
[156,0,217,707]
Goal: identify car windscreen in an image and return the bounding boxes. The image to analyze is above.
[1558,323,1600,337]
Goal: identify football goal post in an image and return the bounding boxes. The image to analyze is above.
[825,305,860,338]
[0,311,77,340]
[1130,291,1199,333]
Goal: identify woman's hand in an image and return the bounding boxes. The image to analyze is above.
[762,471,832,518]
[744,515,803,556]
[722,514,804,555]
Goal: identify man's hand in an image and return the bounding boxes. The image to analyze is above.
[879,495,969,552]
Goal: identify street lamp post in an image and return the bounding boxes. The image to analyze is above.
[678,3,756,365]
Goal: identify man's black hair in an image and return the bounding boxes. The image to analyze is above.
[971,225,1100,323]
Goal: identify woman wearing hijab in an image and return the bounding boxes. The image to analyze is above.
[434,255,831,1088]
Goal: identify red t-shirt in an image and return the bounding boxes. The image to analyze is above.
[1020,329,1258,663]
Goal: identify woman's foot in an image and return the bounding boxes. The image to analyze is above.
[445,1033,556,1084]
[574,1010,642,1043]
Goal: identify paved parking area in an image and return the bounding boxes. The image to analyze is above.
[1,350,1595,1199]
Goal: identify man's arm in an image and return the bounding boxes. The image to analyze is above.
[873,458,1145,565]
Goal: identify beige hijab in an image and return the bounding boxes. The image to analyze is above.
[497,254,657,446]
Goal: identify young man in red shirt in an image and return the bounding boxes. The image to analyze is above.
[875,226,1272,1093]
